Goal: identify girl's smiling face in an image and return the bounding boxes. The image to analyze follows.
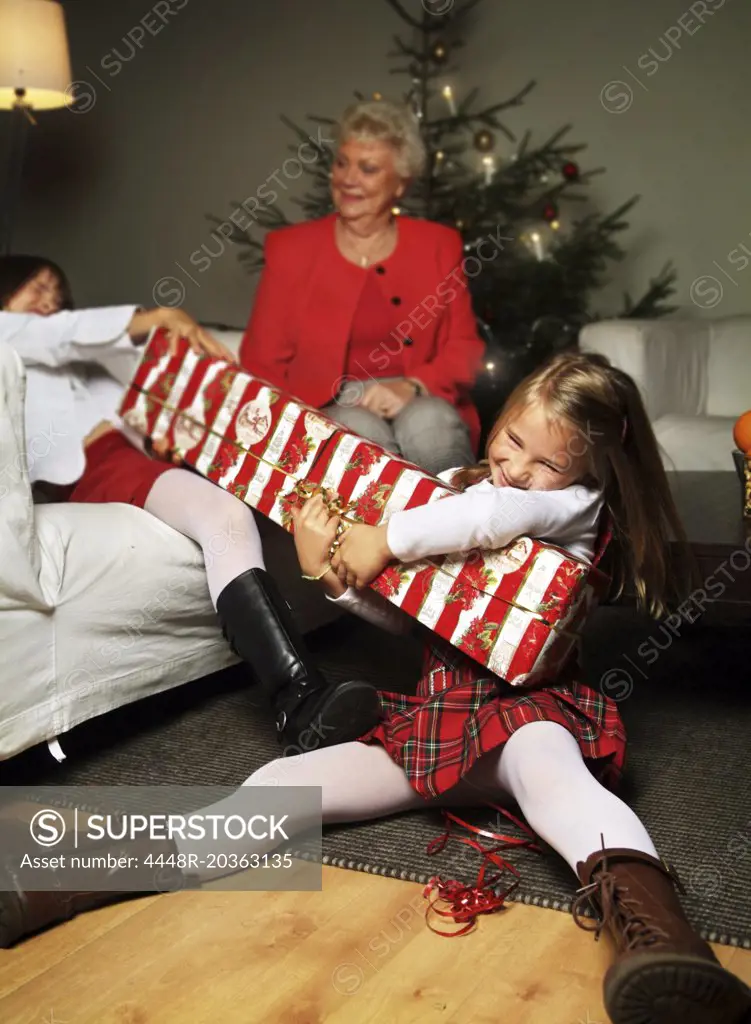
[488,402,589,492]
[5,266,64,315]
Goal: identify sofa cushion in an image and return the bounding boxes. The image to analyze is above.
[706,317,751,417]
[653,413,737,472]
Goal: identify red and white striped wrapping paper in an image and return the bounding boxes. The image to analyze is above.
[119,331,609,686]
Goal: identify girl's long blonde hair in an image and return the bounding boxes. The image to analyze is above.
[453,351,692,618]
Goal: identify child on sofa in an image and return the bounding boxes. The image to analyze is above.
[0,254,380,748]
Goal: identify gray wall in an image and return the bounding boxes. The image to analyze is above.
[6,0,750,325]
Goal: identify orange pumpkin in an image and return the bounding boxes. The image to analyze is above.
[733,410,751,453]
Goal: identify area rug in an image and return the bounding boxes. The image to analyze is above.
[2,608,750,947]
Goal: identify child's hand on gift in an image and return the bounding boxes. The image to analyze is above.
[293,494,342,589]
[332,523,393,588]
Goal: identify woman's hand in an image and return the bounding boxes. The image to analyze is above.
[331,523,393,588]
[359,382,405,419]
[382,379,420,413]
[292,494,343,593]
[359,380,417,419]
[128,308,237,362]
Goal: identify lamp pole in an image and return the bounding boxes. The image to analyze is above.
[1,89,35,256]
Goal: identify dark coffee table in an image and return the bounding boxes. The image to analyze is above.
[667,471,751,619]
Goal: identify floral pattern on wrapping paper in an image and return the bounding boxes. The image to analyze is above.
[276,487,308,531]
[458,616,502,661]
[152,371,177,402]
[349,480,393,524]
[445,560,498,612]
[279,435,316,475]
[371,565,412,600]
[202,365,240,421]
[228,480,249,502]
[344,443,383,476]
[207,444,240,480]
[140,331,171,366]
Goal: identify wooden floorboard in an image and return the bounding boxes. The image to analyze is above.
[0,865,749,1024]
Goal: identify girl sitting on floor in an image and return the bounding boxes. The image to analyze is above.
[3,350,749,1024]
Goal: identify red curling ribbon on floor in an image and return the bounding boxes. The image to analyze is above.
[423,803,543,937]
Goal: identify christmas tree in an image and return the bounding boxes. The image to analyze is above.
[212,0,676,433]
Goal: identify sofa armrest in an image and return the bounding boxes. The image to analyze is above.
[0,343,50,611]
[579,319,710,421]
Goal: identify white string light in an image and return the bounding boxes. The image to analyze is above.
[442,84,457,115]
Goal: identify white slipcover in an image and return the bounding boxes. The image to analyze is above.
[0,341,238,759]
[0,326,344,762]
[580,316,751,472]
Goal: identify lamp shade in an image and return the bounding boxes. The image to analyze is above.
[0,0,72,110]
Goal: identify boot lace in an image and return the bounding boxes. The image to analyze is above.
[572,869,671,951]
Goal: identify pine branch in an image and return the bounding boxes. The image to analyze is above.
[382,0,423,30]
[618,262,678,318]
[387,34,423,62]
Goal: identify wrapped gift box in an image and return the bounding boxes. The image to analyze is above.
[119,331,609,686]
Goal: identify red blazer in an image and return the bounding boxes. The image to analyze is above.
[239,214,485,451]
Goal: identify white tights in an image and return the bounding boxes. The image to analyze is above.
[144,468,265,606]
[178,720,657,883]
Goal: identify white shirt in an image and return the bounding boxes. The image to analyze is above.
[0,307,140,485]
[330,468,604,632]
[387,469,604,565]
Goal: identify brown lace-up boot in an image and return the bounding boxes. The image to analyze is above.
[573,847,751,1024]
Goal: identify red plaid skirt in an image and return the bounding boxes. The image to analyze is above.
[360,638,627,800]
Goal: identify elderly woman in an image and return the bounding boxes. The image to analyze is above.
[239,100,485,474]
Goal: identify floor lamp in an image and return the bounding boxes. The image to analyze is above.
[0,0,73,255]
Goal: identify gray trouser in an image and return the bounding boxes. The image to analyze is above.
[320,394,475,476]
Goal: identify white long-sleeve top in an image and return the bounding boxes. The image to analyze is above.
[0,307,141,485]
[329,468,604,635]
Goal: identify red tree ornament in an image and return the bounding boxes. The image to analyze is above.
[562,161,579,181]
[542,202,558,223]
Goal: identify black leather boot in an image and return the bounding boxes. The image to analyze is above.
[216,568,382,750]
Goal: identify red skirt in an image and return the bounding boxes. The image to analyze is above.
[68,429,174,509]
[360,639,627,800]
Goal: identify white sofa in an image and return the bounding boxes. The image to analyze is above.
[0,329,340,762]
[579,315,751,471]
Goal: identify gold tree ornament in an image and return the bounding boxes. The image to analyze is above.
[430,40,448,64]
[473,129,495,152]
[372,91,383,101]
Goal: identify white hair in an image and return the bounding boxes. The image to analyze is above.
[336,99,427,179]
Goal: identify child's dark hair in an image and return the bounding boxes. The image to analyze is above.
[0,255,74,310]
[453,350,691,618]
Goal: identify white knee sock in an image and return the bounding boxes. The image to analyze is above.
[175,742,425,882]
[493,721,658,872]
[144,468,265,607]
